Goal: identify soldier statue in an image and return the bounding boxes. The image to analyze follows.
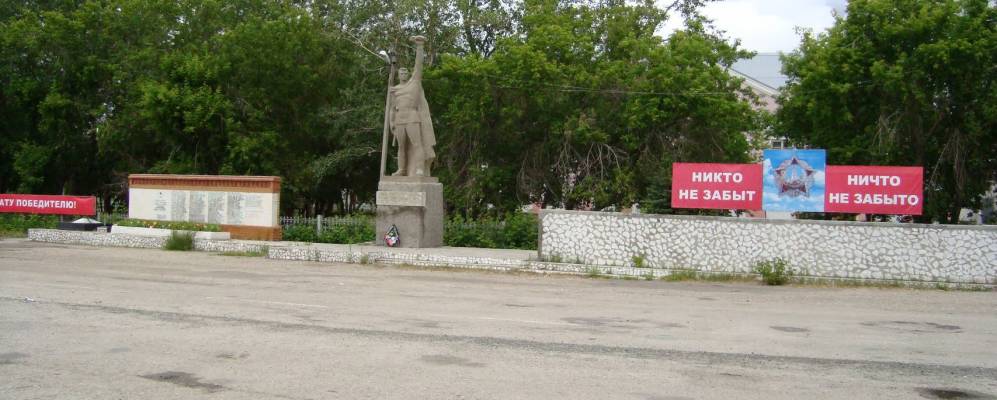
[388,35,436,177]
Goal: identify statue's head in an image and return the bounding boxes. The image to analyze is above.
[398,67,410,83]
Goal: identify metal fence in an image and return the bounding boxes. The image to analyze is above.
[96,212,129,225]
[279,215,374,234]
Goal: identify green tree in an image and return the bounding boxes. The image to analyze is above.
[2,0,757,218]
[427,0,758,214]
[777,0,996,223]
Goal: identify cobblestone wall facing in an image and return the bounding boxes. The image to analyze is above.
[539,210,997,284]
[28,229,267,254]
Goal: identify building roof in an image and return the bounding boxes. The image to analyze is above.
[730,53,789,92]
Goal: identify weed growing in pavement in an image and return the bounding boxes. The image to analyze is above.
[753,259,792,285]
[642,272,655,281]
[585,266,604,278]
[163,231,195,251]
[533,253,564,263]
[631,254,648,268]
[662,270,699,281]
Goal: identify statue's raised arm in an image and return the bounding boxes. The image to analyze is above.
[410,35,426,82]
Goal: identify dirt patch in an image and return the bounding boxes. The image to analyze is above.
[917,387,996,399]
[216,352,250,360]
[562,317,684,330]
[770,326,810,333]
[0,352,29,365]
[139,371,226,393]
[419,355,485,368]
[861,321,962,334]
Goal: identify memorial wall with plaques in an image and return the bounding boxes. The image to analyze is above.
[127,174,282,240]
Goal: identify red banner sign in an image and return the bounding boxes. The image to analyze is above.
[0,194,97,216]
[671,163,763,210]
[824,166,923,215]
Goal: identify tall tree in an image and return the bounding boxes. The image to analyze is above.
[427,0,757,213]
[777,0,996,223]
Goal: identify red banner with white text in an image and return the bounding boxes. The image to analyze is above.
[824,166,923,215]
[671,163,763,210]
[0,194,97,216]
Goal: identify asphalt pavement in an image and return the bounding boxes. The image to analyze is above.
[1,239,995,399]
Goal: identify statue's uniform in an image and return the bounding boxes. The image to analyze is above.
[390,77,436,168]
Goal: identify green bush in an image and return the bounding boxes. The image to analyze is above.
[282,222,374,244]
[500,212,539,250]
[444,212,538,250]
[163,231,195,251]
[318,223,375,244]
[116,219,220,232]
[282,224,318,242]
[0,214,58,235]
[279,213,537,249]
[754,259,793,285]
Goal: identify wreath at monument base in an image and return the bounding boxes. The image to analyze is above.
[384,224,400,247]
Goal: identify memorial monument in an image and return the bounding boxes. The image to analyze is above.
[375,35,444,248]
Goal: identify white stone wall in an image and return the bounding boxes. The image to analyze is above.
[28,229,266,254]
[540,210,997,284]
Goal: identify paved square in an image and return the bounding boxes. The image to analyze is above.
[1,240,995,399]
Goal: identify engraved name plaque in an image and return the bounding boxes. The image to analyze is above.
[376,191,426,207]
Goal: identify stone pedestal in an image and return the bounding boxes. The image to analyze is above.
[375,176,444,248]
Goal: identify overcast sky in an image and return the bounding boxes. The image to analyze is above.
[660,0,849,53]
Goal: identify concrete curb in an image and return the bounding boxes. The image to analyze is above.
[25,229,995,289]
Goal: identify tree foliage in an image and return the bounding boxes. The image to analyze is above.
[777,0,996,223]
[2,0,759,215]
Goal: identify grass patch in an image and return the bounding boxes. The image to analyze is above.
[641,272,655,281]
[661,269,754,283]
[661,270,699,281]
[536,253,564,263]
[163,231,195,251]
[0,230,28,238]
[585,266,605,278]
[0,214,58,235]
[791,277,992,291]
[631,254,648,268]
[700,273,755,282]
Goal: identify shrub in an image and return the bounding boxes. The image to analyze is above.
[163,231,195,251]
[278,212,537,249]
[0,214,58,235]
[444,213,538,250]
[282,224,318,242]
[753,259,793,285]
[500,212,538,250]
[282,222,374,244]
[318,223,375,244]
